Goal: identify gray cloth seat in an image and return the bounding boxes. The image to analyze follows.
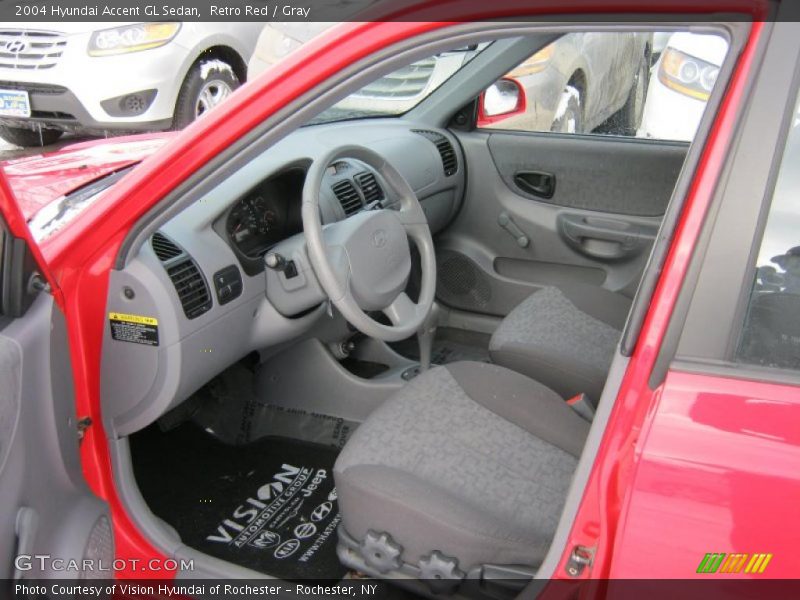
[489,284,631,404]
[334,361,590,578]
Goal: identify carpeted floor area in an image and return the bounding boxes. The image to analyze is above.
[131,423,346,580]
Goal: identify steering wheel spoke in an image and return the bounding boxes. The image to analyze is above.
[383,292,419,327]
[396,202,427,227]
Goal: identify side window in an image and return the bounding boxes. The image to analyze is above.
[479,31,729,141]
[736,92,800,371]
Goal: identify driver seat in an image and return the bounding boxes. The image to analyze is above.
[333,361,589,592]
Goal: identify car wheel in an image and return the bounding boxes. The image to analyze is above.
[173,58,240,129]
[612,55,649,136]
[0,125,63,148]
[551,85,583,134]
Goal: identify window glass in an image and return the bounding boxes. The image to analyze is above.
[479,31,729,141]
[312,43,490,124]
[737,93,800,371]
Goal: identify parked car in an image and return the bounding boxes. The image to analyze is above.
[323,32,652,135]
[482,32,653,134]
[1,6,798,596]
[247,23,334,79]
[639,32,730,141]
[0,22,261,147]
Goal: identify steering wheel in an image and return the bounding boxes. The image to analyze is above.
[302,145,436,342]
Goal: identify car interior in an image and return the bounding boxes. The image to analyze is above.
[97,25,733,598]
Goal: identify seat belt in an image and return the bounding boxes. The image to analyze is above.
[566,392,595,422]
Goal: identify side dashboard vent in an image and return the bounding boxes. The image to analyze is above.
[150,233,211,319]
[355,171,384,204]
[413,129,458,177]
[166,259,212,319]
[151,232,182,262]
[332,180,363,216]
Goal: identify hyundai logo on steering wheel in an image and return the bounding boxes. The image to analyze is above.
[372,229,388,248]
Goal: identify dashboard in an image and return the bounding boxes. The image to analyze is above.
[102,120,466,436]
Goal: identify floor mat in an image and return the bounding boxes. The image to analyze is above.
[390,327,492,365]
[164,363,359,449]
[131,424,346,580]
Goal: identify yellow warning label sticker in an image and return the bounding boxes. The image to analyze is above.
[109,312,159,346]
[108,312,158,326]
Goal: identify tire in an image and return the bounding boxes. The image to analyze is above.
[173,58,240,130]
[610,55,649,136]
[551,85,583,134]
[0,125,63,147]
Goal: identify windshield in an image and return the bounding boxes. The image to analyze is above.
[311,43,491,124]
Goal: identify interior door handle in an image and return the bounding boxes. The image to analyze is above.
[514,171,556,199]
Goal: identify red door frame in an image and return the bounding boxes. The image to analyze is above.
[0,0,771,580]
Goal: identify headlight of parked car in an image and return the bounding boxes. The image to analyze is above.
[507,43,555,77]
[658,47,719,101]
[88,23,181,56]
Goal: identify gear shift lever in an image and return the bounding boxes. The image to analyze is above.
[417,303,440,372]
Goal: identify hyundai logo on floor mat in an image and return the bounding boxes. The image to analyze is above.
[311,501,333,522]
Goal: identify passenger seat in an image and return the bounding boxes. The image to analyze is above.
[489,284,631,404]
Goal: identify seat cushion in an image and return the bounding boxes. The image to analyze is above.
[334,361,589,572]
[489,285,631,403]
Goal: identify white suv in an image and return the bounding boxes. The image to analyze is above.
[0,22,262,146]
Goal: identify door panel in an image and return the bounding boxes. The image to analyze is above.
[488,132,685,215]
[435,132,686,316]
[0,295,112,579]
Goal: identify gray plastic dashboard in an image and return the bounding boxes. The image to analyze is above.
[100,120,464,437]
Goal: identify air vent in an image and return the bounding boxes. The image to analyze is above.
[413,129,458,177]
[151,232,183,262]
[355,172,384,204]
[332,180,362,216]
[166,258,212,319]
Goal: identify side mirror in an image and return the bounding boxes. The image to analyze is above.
[477,78,527,127]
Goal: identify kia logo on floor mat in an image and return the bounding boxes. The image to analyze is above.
[274,539,301,559]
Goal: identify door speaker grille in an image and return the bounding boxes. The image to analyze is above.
[436,250,491,311]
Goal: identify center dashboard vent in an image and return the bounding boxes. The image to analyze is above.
[150,232,212,320]
[355,171,384,204]
[332,180,363,216]
[413,129,458,177]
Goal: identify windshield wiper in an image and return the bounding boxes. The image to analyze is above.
[30,165,136,228]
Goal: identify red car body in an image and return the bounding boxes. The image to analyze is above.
[2,133,173,219]
[1,0,797,586]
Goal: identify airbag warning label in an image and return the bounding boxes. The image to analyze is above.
[109,312,159,346]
